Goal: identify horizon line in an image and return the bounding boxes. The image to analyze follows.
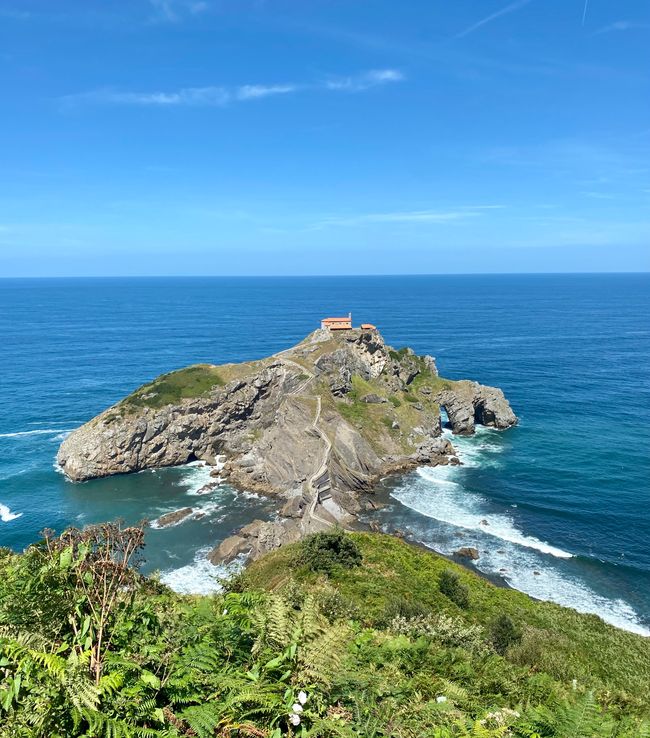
[1,271,649,280]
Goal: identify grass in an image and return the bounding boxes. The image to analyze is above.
[246,533,650,712]
[118,364,226,411]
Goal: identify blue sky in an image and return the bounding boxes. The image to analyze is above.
[0,0,648,276]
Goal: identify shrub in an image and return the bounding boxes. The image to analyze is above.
[297,530,362,575]
[439,569,470,609]
[316,588,360,622]
[388,613,487,653]
[381,595,431,624]
[489,614,522,654]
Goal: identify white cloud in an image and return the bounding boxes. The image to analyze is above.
[314,207,494,229]
[236,84,298,100]
[61,69,405,108]
[593,20,650,35]
[325,68,404,91]
[63,86,230,107]
[455,0,533,39]
[149,0,210,22]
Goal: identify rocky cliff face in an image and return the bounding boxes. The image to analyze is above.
[58,327,517,561]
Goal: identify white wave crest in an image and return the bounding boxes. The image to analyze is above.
[175,460,219,496]
[493,551,650,637]
[160,547,245,595]
[397,466,572,560]
[0,428,73,439]
[0,503,22,522]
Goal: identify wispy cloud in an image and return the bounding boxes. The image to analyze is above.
[325,68,404,91]
[593,20,650,35]
[61,69,404,108]
[312,206,500,229]
[148,0,210,23]
[235,84,297,100]
[455,0,533,39]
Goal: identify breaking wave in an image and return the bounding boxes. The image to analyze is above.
[0,503,22,522]
[388,427,650,636]
[0,428,72,439]
[160,547,245,595]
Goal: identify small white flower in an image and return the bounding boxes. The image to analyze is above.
[289,713,301,726]
[292,703,303,714]
[222,608,228,615]
[572,678,578,690]
[298,690,308,705]
[436,695,447,704]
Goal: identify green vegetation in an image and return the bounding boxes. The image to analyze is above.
[2,527,649,737]
[118,364,226,411]
[296,530,362,575]
[438,569,471,609]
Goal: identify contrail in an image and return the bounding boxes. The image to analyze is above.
[582,0,589,26]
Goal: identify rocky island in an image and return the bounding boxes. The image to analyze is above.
[58,321,516,565]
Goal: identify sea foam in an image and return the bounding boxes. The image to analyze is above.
[0,503,22,522]
[0,428,72,439]
[395,466,572,559]
[160,547,244,595]
[389,426,650,636]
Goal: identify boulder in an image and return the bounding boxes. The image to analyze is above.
[154,507,194,528]
[360,393,386,404]
[208,535,250,565]
[455,547,480,560]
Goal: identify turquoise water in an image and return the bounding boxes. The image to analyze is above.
[0,275,648,632]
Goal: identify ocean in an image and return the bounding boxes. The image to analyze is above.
[0,275,649,633]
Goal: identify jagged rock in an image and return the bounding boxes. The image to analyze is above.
[196,482,218,495]
[360,393,386,404]
[154,507,194,528]
[281,495,306,518]
[455,547,480,560]
[208,535,250,564]
[57,326,516,564]
[436,381,517,435]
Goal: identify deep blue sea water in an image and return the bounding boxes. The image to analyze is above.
[1,275,649,634]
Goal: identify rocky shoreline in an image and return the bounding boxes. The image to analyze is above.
[58,326,517,568]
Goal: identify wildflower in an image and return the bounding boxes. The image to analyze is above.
[298,690,308,705]
[289,713,301,726]
[222,608,228,615]
[292,703,303,714]
[436,695,447,703]
[572,678,578,690]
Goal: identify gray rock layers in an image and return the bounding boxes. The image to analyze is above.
[57,327,517,564]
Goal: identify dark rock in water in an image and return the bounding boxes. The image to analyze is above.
[394,528,405,538]
[435,381,517,435]
[155,507,194,528]
[499,568,508,573]
[196,482,218,495]
[369,521,382,532]
[455,546,480,560]
[497,549,506,554]
[533,570,541,576]
[480,519,489,526]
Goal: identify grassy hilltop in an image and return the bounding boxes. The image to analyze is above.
[1,526,649,738]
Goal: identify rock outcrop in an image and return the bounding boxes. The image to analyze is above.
[57,326,517,563]
[436,381,517,435]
